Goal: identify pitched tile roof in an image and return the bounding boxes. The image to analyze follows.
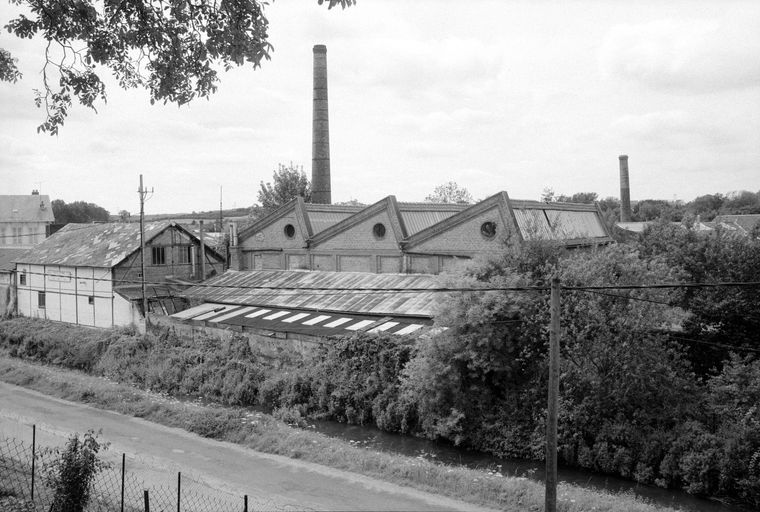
[0,195,55,223]
[0,248,27,272]
[14,221,220,268]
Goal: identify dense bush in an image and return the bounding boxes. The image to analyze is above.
[0,319,274,406]
[259,332,417,431]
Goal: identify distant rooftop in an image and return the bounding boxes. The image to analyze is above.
[0,195,55,223]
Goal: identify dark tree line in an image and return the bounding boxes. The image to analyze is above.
[52,200,110,224]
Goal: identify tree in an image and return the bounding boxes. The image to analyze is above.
[425,181,474,204]
[1,0,355,135]
[117,209,130,222]
[636,221,760,372]
[541,189,598,204]
[52,199,110,224]
[256,162,311,213]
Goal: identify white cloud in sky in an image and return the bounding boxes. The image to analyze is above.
[611,110,734,149]
[599,13,760,93]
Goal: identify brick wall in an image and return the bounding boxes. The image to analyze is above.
[240,213,307,251]
[148,313,327,359]
[314,210,400,251]
[408,206,509,255]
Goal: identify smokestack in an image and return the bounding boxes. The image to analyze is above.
[312,44,331,204]
[619,155,632,222]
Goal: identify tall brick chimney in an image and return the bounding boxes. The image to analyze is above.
[311,44,331,204]
[619,155,632,222]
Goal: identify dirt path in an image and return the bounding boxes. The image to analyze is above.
[0,381,497,511]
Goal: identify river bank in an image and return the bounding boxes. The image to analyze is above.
[0,355,686,512]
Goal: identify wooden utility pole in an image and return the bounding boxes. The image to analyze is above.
[199,220,206,280]
[546,277,561,512]
[138,175,153,318]
[138,175,147,317]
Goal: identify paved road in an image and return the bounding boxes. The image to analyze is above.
[0,382,495,511]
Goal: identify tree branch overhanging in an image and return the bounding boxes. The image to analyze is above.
[1,0,356,134]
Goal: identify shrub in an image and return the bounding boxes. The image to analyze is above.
[42,430,110,512]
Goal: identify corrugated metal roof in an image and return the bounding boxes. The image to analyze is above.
[712,215,760,234]
[0,195,55,223]
[183,269,444,318]
[304,203,369,235]
[398,203,469,235]
[307,210,359,233]
[511,203,608,242]
[14,221,174,268]
[171,302,433,337]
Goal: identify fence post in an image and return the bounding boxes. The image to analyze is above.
[31,424,36,502]
[143,489,150,512]
[121,453,126,512]
[244,494,248,512]
[177,471,181,512]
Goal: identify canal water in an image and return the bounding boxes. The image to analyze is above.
[303,417,746,512]
[175,394,745,512]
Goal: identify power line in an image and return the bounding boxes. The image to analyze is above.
[13,268,760,295]
[668,334,760,355]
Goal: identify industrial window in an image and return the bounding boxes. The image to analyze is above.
[284,224,296,239]
[37,291,45,309]
[373,223,386,239]
[19,273,26,285]
[151,246,166,265]
[480,221,497,239]
[177,246,192,264]
[88,296,95,305]
[13,227,22,245]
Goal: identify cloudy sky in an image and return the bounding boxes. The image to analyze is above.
[2,0,759,215]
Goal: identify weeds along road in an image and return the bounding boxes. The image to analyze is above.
[0,382,496,512]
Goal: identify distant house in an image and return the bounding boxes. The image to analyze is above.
[0,191,55,248]
[230,192,612,275]
[14,221,225,328]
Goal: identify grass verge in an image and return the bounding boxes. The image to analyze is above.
[0,355,679,512]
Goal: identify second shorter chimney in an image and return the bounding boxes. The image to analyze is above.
[619,155,632,222]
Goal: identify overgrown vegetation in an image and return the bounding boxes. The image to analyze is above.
[1,224,758,508]
[42,431,110,512]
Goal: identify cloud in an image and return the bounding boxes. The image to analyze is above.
[611,110,735,149]
[349,37,504,99]
[598,14,760,93]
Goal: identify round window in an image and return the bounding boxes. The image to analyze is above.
[284,224,296,238]
[373,223,387,239]
[480,221,497,239]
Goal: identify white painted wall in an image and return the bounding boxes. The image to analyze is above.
[15,264,137,329]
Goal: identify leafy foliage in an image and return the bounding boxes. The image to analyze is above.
[0,48,21,82]
[259,332,417,431]
[425,181,474,204]
[42,430,110,512]
[636,221,760,371]
[2,0,355,134]
[52,199,109,224]
[255,162,311,213]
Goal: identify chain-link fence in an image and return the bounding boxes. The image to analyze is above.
[0,425,304,512]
